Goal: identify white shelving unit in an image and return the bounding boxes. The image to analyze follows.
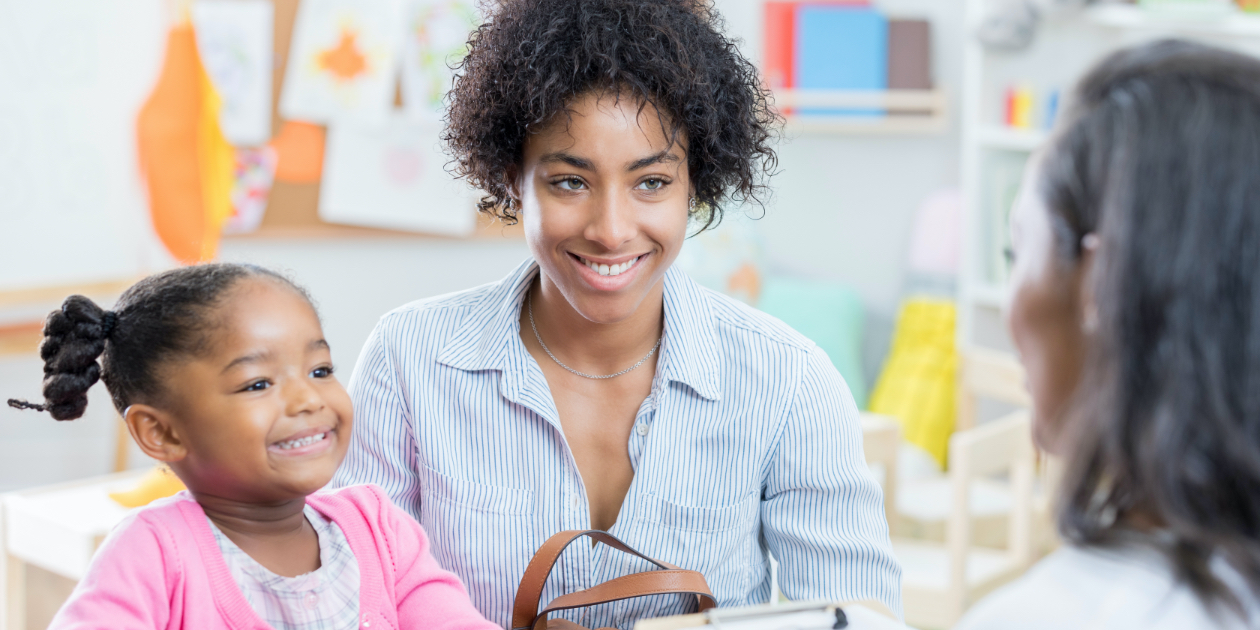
[773,88,949,135]
[959,1,1260,354]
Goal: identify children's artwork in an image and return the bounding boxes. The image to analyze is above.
[137,20,236,264]
[191,0,273,146]
[399,0,479,122]
[279,0,404,126]
[222,146,278,234]
[269,120,326,182]
[319,115,477,236]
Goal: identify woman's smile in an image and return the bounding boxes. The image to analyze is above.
[569,251,649,291]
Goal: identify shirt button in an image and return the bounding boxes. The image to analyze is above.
[572,495,581,509]
[303,591,319,609]
[636,423,649,436]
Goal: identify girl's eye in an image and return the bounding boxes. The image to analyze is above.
[637,178,667,191]
[556,177,586,191]
[242,379,271,392]
[311,366,334,379]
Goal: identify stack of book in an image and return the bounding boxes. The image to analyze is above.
[765,1,932,118]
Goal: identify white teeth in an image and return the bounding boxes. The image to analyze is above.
[276,432,327,450]
[583,256,639,277]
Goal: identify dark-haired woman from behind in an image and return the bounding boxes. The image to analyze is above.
[957,40,1260,629]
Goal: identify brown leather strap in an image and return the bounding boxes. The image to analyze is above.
[511,530,714,630]
[538,570,717,626]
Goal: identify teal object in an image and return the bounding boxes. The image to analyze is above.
[758,277,867,408]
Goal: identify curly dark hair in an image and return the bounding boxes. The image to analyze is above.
[7,264,313,421]
[442,0,780,231]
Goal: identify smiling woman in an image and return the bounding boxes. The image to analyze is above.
[332,1,902,627]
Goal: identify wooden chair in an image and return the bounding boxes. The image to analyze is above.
[860,412,901,534]
[893,410,1036,630]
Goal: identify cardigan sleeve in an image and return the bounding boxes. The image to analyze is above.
[377,489,500,630]
[48,514,174,630]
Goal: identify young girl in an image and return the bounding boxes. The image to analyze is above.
[8,263,498,630]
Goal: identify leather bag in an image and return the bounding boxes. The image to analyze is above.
[511,530,717,630]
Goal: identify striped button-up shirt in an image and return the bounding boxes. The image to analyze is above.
[332,259,902,628]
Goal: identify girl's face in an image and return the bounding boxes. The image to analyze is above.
[1005,160,1090,454]
[515,91,692,323]
[158,278,353,503]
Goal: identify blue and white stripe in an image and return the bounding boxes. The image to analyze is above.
[332,259,902,629]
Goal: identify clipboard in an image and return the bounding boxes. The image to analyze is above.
[633,600,906,630]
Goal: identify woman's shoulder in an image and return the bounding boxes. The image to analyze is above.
[372,260,532,345]
[957,544,1253,630]
[672,270,814,354]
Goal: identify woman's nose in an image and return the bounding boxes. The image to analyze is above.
[584,189,636,250]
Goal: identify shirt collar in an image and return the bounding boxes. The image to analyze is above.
[437,258,722,401]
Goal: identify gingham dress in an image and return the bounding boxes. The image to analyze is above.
[208,505,360,630]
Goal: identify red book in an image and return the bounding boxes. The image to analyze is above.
[764,2,795,91]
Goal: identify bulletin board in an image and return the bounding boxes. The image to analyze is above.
[241,0,522,240]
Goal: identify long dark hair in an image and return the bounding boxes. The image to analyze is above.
[1041,39,1260,615]
[8,264,310,421]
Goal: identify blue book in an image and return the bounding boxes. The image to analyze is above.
[794,6,888,117]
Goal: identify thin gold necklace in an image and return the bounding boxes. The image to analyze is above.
[527,293,662,380]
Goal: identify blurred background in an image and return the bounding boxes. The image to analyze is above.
[2,0,1258,627]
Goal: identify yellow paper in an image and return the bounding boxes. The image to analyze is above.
[109,466,187,508]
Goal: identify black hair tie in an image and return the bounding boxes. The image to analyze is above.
[100,311,118,339]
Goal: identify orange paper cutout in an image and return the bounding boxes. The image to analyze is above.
[318,28,368,81]
[136,23,235,265]
[269,120,326,183]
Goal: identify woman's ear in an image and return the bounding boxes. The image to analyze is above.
[1079,232,1101,333]
[123,404,188,463]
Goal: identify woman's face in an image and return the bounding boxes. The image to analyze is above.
[515,91,692,323]
[1006,160,1091,454]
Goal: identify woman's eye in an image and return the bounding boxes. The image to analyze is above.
[556,178,585,191]
[242,380,271,392]
[311,366,334,379]
[637,178,666,191]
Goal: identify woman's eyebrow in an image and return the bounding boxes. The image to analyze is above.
[626,151,680,172]
[539,152,594,170]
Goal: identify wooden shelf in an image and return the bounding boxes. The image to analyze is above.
[976,126,1048,152]
[774,89,949,135]
[1085,5,1260,37]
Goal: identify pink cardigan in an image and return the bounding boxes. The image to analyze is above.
[51,485,499,630]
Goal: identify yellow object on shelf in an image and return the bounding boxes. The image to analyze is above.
[868,299,958,468]
[108,466,187,508]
